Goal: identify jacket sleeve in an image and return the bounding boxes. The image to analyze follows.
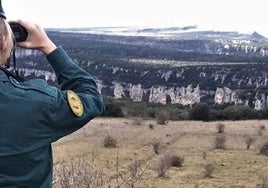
[44,46,105,142]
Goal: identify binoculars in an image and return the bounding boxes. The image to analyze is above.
[9,23,28,42]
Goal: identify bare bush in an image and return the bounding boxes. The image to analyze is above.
[103,135,117,148]
[259,141,268,156]
[155,155,170,177]
[216,123,225,133]
[259,125,266,130]
[244,135,255,150]
[53,158,110,188]
[256,174,268,188]
[257,125,266,136]
[152,140,161,155]
[214,135,226,149]
[203,163,215,178]
[118,160,150,188]
[168,155,184,168]
[202,151,207,159]
[155,154,184,177]
[148,124,154,130]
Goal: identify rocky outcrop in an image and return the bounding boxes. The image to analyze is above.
[16,49,42,58]
[109,81,268,109]
[14,30,268,110]
[17,64,268,110]
[214,86,268,110]
[214,87,234,104]
[112,83,201,105]
[129,84,144,102]
[149,84,200,105]
[18,68,56,82]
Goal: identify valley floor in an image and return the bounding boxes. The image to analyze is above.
[52,118,268,188]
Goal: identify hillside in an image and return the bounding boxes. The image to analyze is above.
[14,27,268,108]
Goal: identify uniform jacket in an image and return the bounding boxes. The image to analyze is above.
[0,46,105,187]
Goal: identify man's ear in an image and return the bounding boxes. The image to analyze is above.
[0,36,5,50]
[0,35,13,66]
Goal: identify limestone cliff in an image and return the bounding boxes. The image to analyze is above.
[13,29,268,109]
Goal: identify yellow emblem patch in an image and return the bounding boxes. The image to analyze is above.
[67,90,84,117]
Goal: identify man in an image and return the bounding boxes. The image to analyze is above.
[0,17,105,188]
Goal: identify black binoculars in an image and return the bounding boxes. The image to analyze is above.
[9,23,28,42]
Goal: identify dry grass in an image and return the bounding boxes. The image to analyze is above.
[52,118,268,188]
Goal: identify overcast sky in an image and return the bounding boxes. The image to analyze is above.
[3,0,268,37]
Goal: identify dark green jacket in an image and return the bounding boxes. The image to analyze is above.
[0,46,105,187]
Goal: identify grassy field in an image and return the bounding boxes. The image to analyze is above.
[52,118,268,188]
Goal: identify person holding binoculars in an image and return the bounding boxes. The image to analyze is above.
[0,1,105,187]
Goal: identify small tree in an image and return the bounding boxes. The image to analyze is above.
[102,100,124,117]
[189,103,210,121]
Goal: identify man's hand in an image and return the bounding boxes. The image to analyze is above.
[9,20,56,55]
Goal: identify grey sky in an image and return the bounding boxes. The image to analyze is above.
[4,0,268,37]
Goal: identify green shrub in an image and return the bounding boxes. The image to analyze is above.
[101,97,266,121]
[189,103,210,121]
[221,105,258,120]
[156,112,169,125]
[102,97,124,117]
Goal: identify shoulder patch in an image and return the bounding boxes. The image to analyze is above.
[67,90,84,117]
